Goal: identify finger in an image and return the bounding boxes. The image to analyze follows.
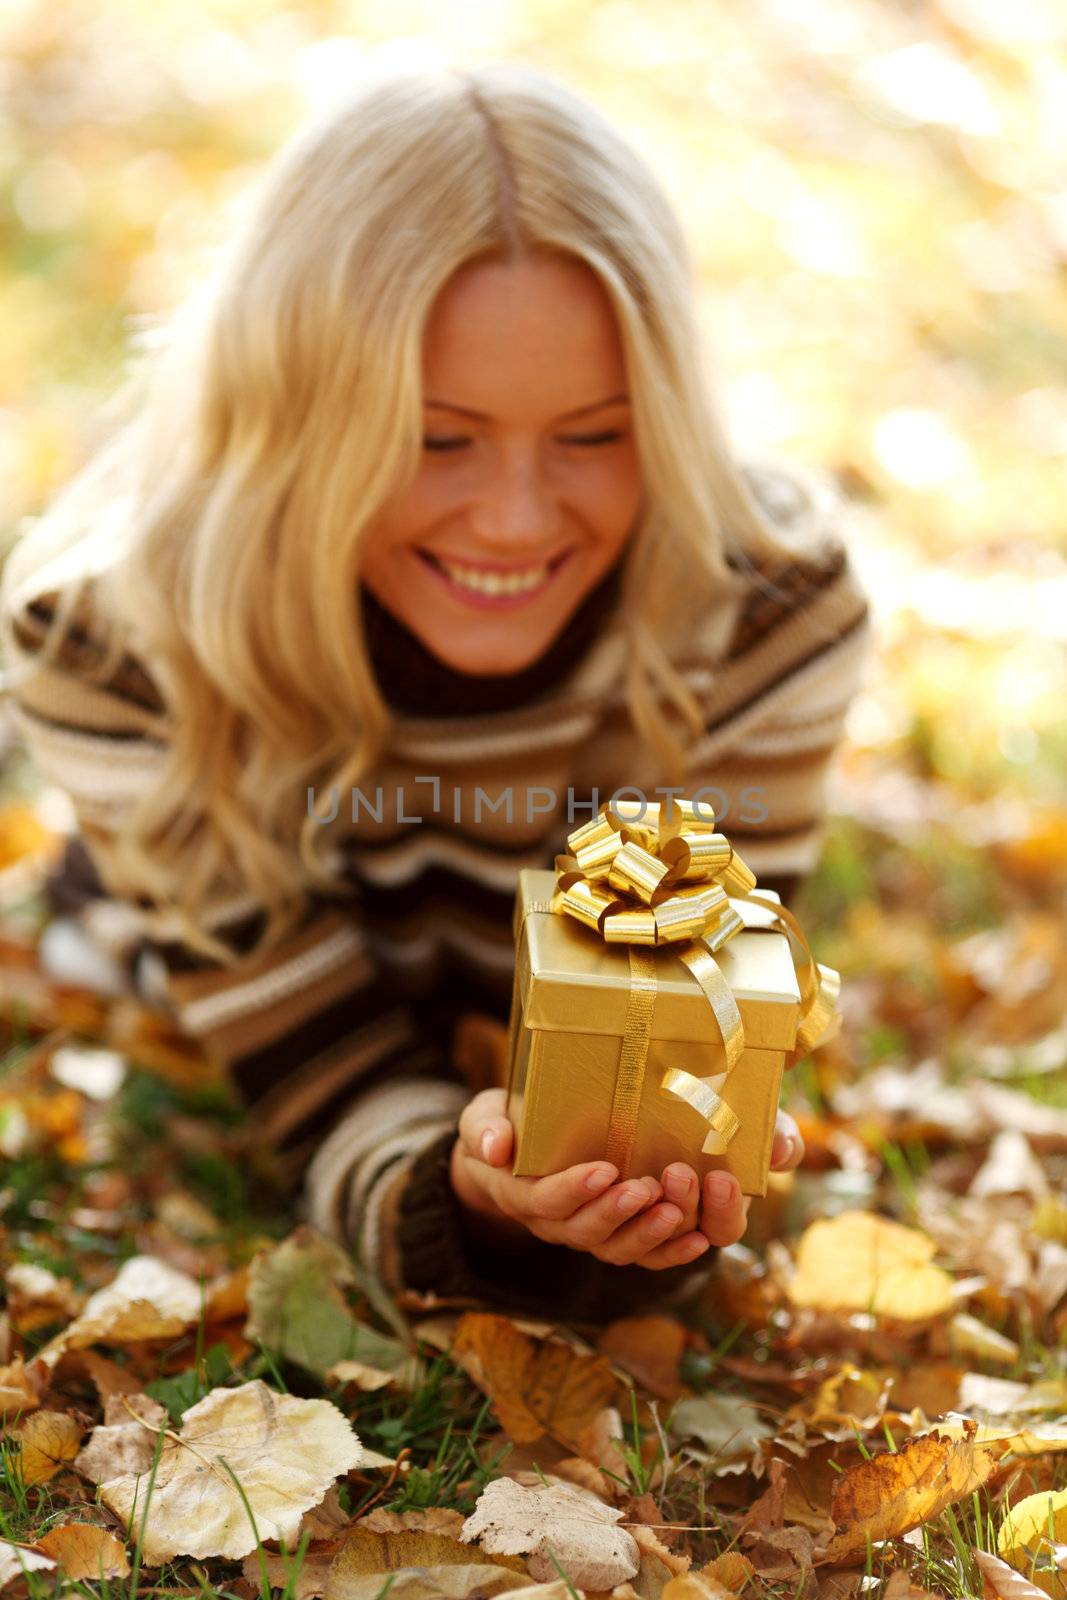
[560,1176,663,1248]
[700,1169,749,1247]
[633,1229,715,1271]
[590,1198,687,1265]
[511,1164,633,1222]
[659,1163,701,1237]
[770,1110,805,1172]
[457,1088,514,1167]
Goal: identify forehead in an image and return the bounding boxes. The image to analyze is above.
[422,253,627,404]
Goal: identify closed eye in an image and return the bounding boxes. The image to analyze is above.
[421,430,625,452]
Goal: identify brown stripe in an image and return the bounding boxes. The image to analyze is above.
[246,1007,417,1147]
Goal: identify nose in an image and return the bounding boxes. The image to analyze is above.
[465,444,562,555]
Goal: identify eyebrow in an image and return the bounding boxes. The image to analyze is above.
[423,393,630,422]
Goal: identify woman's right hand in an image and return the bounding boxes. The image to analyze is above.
[449,1087,722,1271]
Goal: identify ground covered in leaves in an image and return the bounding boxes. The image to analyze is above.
[1,664,1066,1600]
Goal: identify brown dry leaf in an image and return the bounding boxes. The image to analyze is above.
[327,1567,559,1600]
[597,1317,688,1402]
[818,1426,996,1565]
[202,1263,250,1323]
[31,1254,204,1373]
[742,1525,816,1582]
[13,1407,83,1484]
[461,1474,640,1589]
[35,1522,130,1580]
[359,1510,467,1539]
[451,1313,621,1453]
[698,1554,754,1592]
[661,1573,739,1600]
[881,1570,944,1600]
[0,1354,43,1420]
[788,1211,955,1320]
[244,1544,338,1600]
[0,1538,56,1586]
[62,1349,142,1406]
[976,1550,1055,1600]
[627,1522,690,1577]
[325,1524,528,1600]
[98,1379,363,1565]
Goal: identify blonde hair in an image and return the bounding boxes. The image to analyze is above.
[0,58,834,965]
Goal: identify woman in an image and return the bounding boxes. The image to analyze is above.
[0,59,871,1325]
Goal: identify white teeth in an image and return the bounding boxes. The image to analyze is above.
[436,559,550,597]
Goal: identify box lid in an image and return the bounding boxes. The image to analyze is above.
[513,867,801,1051]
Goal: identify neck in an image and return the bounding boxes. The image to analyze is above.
[359,555,626,719]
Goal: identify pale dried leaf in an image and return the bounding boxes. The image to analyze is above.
[969,1131,1049,1199]
[0,1539,56,1586]
[668,1393,773,1475]
[976,1549,1054,1600]
[0,1355,42,1421]
[33,1255,203,1371]
[461,1475,640,1589]
[99,1379,363,1564]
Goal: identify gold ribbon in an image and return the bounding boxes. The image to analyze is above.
[536,796,841,1179]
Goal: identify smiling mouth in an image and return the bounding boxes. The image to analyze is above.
[416,546,575,599]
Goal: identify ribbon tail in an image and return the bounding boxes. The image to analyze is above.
[659,940,745,1155]
[742,891,843,1063]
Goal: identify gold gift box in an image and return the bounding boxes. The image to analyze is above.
[504,868,801,1196]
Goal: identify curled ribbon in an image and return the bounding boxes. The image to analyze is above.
[533,796,841,1178]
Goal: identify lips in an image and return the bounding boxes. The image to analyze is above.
[417,548,574,575]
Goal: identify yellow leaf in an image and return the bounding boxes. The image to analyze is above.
[14,1409,83,1484]
[35,1523,130,1580]
[997,1489,1067,1598]
[817,1426,996,1565]
[788,1210,955,1319]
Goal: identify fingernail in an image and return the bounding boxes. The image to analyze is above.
[585,1167,614,1193]
[616,1186,644,1213]
[707,1173,735,1206]
[665,1170,691,1203]
[481,1129,495,1160]
[683,1236,711,1259]
[771,1132,789,1166]
[649,1207,679,1235]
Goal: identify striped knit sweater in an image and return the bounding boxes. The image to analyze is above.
[1,462,872,1325]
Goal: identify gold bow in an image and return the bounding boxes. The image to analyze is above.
[542,797,841,1177]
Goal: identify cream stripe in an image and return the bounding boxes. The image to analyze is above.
[7,703,167,802]
[686,629,869,769]
[174,921,365,1034]
[346,829,554,891]
[303,1079,465,1243]
[390,709,597,763]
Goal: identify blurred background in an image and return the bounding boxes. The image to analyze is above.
[1,0,1066,1156]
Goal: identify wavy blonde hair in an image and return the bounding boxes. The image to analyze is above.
[0,57,833,966]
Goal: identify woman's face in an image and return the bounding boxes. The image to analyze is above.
[360,251,643,677]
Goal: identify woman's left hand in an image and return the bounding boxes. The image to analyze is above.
[636,1107,805,1266]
